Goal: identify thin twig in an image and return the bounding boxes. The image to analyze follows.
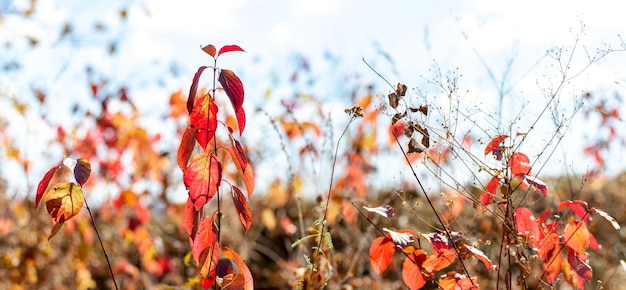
[84,200,118,290]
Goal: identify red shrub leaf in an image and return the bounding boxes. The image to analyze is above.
[402,247,427,290]
[438,271,478,290]
[510,152,531,176]
[484,134,508,156]
[568,248,593,283]
[190,93,218,150]
[184,152,222,210]
[422,248,456,273]
[231,186,252,234]
[515,207,541,247]
[558,200,589,211]
[564,221,590,254]
[217,45,245,57]
[36,165,59,208]
[523,175,548,196]
[218,69,245,134]
[188,66,209,115]
[220,246,254,290]
[183,197,199,241]
[177,126,198,170]
[369,236,396,274]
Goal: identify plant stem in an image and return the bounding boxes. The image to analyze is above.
[84,200,118,290]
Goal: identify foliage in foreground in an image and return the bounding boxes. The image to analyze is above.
[2,34,626,289]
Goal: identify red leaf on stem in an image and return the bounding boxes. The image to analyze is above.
[564,221,590,255]
[219,69,246,134]
[188,66,208,115]
[183,153,222,210]
[177,126,198,170]
[369,236,395,274]
[36,165,59,208]
[515,207,541,247]
[484,134,508,156]
[231,186,252,234]
[190,93,218,150]
[401,247,427,290]
[217,45,245,57]
[510,152,531,176]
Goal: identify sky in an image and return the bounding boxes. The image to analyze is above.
[1,0,625,202]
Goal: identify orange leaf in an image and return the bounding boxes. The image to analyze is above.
[45,182,84,223]
[190,93,218,150]
[217,45,245,57]
[402,248,427,290]
[201,44,216,57]
[438,271,478,290]
[558,200,589,211]
[219,69,245,134]
[509,152,531,176]
[231,186,252,234]
[484,134,508,156]
[219,246,254,290]
[369,236,395,274]
[564,221,589,254]
[540,234,562,283]
[422,248,456,273]
[184,152,222,210]
[188,66,209,115]
[177,126,198,170]
[193,213,219,278]
[36,165,59,208]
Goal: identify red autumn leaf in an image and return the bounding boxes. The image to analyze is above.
[462,244,496,270]
[200,240,220,280]
[567,248,593,283]
[515,207,541,247]
[220,246,254,290]
[564,221,590,255]
[369,236,396,274]
[438,271,478,290]
[218,69,245,134]
[389,121,406,143]
[537,232,560,261]
[537,232,562,283]
[217,44,245,57]
[193,213,218,264]
[177,126,198,170]
[231,186,252,234]
[36,165,59,208]
[184,152,222,210]
[480,176,501,205]
[190,93,218,150]
[422,247,456,273]
[523,175,548,196]
[226,131,254,196]
[188,66,209,115]
[183,197,199,241]
[558,200,589,211]
[421,232,459,251]
[401,247,428,290]
[484,134,508,156]
[509,152,531,176]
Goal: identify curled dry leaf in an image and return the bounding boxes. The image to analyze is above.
[383,228,414,249]
[362,205,395,218]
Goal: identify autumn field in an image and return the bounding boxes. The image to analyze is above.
[3,2,626,290]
